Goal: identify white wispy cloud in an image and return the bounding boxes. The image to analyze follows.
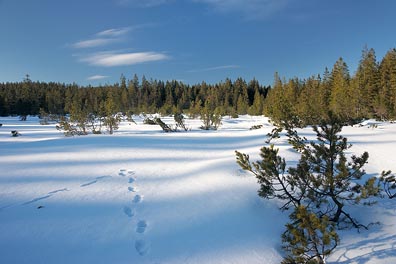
[71,27,131,49]
[87,75,109,81]
[72,38,119,49]
[81,51,169,67]
[96,27,132,37]
[193,0,291,19]
[188,64,240,73]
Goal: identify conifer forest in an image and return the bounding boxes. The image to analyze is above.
[2,47,396,124]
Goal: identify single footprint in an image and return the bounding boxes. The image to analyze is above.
[128,170,135,176]
[123,206,134,217]
[128,177,135,183]
[136,220,147,233]
[119,169,127,177]
[135,239,150,256]
[133,194,143,203]
[128,186,138,192]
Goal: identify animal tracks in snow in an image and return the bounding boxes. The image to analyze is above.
[128,186,138,192]
[123,206,135,217]
[23,195,51,205]
[119,169,135,177]
[121,169,140,218]
[136,220,147,233]
[133,194,143,203]
[119,168,151,257]
[48,188,68,195]
[80,175,111,187]
[22,188,69,205]
[19,173,110,209]
[135,239,150,256]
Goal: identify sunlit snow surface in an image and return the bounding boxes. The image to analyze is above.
[0,115,395,264]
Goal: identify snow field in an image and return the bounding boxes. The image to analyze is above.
[0,115,395,263]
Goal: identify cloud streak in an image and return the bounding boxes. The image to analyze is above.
[96,27,132,37]
[188,64,240,73]
[81,51,169,67]
[87,75,109,81]
[71,27,131,49]
[72,38,119,49]
[193,0,291,19]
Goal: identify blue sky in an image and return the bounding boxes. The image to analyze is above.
[1,0,396,86]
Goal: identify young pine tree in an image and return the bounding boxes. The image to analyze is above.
[102,92,121,135]
[282,205,339,264]
[236,114,382,262]
[236,114,381,228]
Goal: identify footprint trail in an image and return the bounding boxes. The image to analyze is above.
[119,168,151,257]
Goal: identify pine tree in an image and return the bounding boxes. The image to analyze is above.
[174,112,189,131]
[200,98,222,130]
[69,95,88,135]
[235,144,304,210]
[282,205,339,264]
[102,91,121,134]
[292,116,380,227]
[236,113,381,228]
[380,171,396,199]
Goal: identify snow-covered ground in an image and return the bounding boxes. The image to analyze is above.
[0,115,395,264]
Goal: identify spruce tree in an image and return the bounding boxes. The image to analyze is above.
[378,48,396,119]
[248,87,264,115]
[329,58,352,121]
[296,76,323,125]
[355,46,380,117]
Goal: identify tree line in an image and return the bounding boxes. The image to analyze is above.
[0,75,269,118]
[264,47,396,126]
[1,46,395,124]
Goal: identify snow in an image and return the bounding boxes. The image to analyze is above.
[0,115,395,263]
